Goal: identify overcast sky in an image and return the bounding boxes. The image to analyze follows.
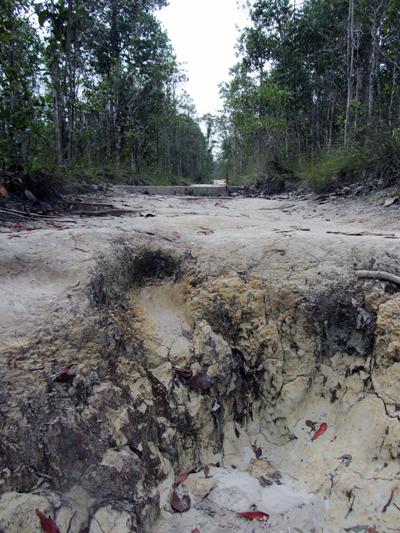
[157,0,249,117]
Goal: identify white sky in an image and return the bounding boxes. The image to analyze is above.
[157,0,249,117]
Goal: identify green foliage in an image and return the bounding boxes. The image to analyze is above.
[296,149,357,192]
[296,132,400,192]
[219,0,400,190]
[0,0,212,185]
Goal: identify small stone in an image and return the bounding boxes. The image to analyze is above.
[0,492,52,533]
[247,459,281,485]
[89,506,135,533]
[183,476,217,502]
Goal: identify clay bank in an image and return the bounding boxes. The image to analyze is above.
[0,190,399,532]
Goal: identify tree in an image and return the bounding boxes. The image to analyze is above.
[220,0,400,186]
[0,1,41,170]
[0,0,212,184]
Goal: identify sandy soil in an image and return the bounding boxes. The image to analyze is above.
[1,189,399,352]
[1,189,399,533]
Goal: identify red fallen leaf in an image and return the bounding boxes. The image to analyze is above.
[236,511,269,521]
[204,464,210,478]
[55,365,76,383]
[311,422,328,441]
[192,529,201,533]
[172,367,193,380]
[251,440,262,458]
[187,373,212,391]
[174,465,197,487]
[36,509,61,533]
[174,471,190,487]
[170,490,191,513]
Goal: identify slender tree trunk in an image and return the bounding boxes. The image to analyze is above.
[389,66,397,127]
[326,94,335,151]
[368,7,378,125]
[344,0,355,147]
[65,0,77,164]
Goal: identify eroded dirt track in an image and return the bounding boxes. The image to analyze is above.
[0,191,399,532]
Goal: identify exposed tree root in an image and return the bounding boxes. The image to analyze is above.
[355,270,400,285]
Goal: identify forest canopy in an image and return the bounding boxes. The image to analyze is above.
[0,0,213,185]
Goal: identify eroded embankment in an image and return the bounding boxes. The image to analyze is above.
[0,245,399,533]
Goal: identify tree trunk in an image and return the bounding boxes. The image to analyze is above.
[344,0,355,147]
[367,7,378,124]
[388,66,397,127]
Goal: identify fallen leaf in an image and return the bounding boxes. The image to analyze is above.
[312,422,328,441]
[172,367,193,380]
[251,440,262,458]
[204,464,210,478]
[305,419,317,430]
[172,231,181,240]
[188,373,212,391]
[192,529,201,533]
[0,185,9,198]
[54,365,76,383]
[170,490,191,513]
[174,471,190,487]
[36,510,61,533]
[236,511,269,521]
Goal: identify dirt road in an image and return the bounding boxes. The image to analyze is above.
[1,190,399,350]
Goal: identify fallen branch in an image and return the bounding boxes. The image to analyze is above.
[355,270,400,286]
[327,230,397,238]
[258,204,296,211]
[72,208,136,217]
[0,208,31,218]
[0,207,63,220]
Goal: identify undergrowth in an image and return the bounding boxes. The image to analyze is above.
[295,149,358,192]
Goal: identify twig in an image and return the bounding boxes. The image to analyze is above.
[355,270,400,286]
[382,487,397,513]
[345,492,356,518]
[33,470,53,481]
[66,511,77,533]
